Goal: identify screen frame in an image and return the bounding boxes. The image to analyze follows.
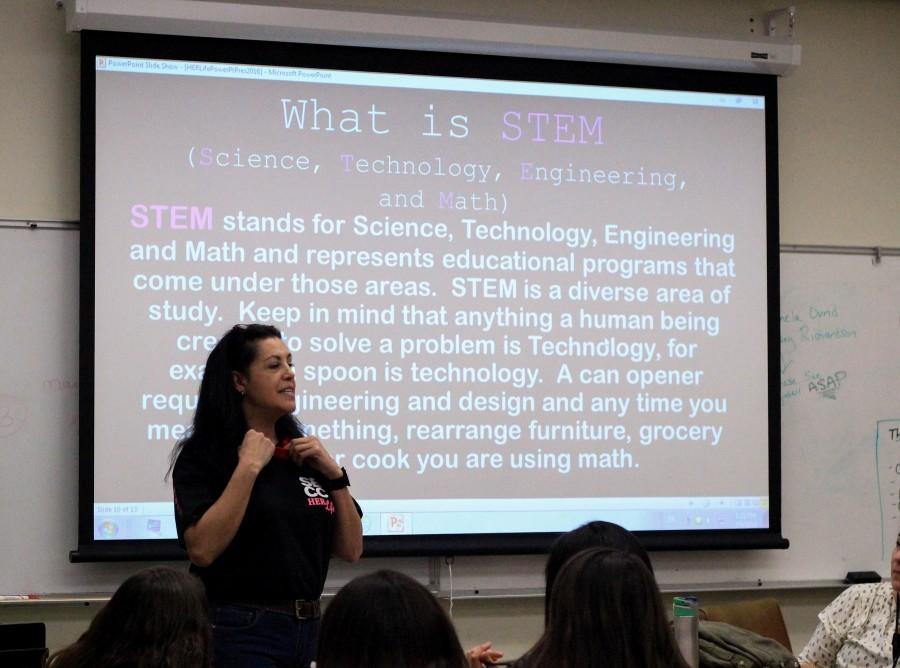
[75,29,785,562]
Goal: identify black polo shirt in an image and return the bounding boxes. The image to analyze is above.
[173,442,352,602]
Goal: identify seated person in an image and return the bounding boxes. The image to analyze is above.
[478,520,652,668]
[315,569,470,668]
[522,547,690,668]
[798,532,900,667]
[540,520,653,622]
[47,566,210,668]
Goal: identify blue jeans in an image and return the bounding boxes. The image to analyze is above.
[211,604,320,668]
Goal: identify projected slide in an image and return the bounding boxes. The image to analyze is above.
[91,54,771,542]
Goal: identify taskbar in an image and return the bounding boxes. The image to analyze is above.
[93,496,768,540]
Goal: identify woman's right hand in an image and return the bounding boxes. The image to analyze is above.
[237,429,275,473]
[184,430,274,568]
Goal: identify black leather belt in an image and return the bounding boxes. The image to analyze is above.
[229,599,321,620]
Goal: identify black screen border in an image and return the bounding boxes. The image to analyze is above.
[75,29,785,562]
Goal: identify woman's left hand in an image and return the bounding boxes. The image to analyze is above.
[290,433,363,562]
[287,435,342,479]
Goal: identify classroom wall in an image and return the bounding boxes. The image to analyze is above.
[1,0,897,656]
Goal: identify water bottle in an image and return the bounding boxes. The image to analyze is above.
[673,595,699,668]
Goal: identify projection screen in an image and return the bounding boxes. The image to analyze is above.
[77,30,784,560]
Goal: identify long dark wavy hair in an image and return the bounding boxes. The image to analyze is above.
[316,570,468,668]
[168,324,303,477]
[527,548,690,668]
[47,566,211,668]
[542,520,652,622]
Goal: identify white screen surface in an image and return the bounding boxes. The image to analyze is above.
[87,43,776,550]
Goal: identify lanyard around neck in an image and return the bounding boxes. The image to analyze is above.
[892,593,899,668]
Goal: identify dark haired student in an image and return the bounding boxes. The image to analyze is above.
[171,324,363,668]
[523,547,690,668]
[48,566,211,668]
[316,569,471,668]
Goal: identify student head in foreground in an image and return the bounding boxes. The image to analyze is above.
[474,520,653,667]
[542,520,653,622]
[47,566,210,668]
[798,530,900,667]
[315,569,469,668]
[523,547,690,668]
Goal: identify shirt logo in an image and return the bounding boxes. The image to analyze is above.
[298,476,328,498]
[298,476,335,514]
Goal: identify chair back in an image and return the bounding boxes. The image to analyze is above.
[0,622,48,668]
[699,597,792,652]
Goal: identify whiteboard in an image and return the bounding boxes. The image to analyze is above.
[1,228,899,594]
[777,252,900,578]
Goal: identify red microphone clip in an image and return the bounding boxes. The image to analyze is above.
[273,437,291,461]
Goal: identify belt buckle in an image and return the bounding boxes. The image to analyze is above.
[294,599,319,620]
